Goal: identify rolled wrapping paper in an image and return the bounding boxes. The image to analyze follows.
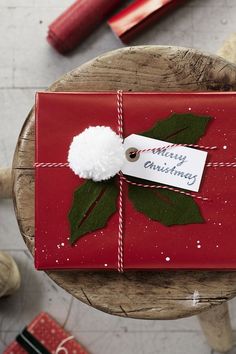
[108,0,187,43]
[48,0,123,54]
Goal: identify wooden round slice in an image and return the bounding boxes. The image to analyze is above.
[12,46,236,319]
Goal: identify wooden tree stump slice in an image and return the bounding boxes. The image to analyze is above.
[12,46,236,320]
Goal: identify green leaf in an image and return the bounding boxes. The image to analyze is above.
[127,113,211,226]
[141,113,211,144]
[128,182,204,226]
[69,179,118,244]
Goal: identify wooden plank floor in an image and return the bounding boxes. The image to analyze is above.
[1,0,236,353]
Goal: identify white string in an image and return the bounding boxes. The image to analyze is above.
[55,336,74,354]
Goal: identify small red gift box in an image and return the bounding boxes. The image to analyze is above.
[4,312,88,354]
[35,92,236,271]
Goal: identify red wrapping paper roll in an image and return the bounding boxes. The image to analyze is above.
[108,0,187,43]
[48,0,122,54]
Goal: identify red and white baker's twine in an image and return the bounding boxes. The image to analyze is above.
[117,90,124,272]
[34,162,69,168]
[35,90,236,273]
[34,161,236,169]
[136,143,217,155]
[120,174,209,201]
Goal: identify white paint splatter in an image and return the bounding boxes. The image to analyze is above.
[192,290,200,306]
[221,18,228,25]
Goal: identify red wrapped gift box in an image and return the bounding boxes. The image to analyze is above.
[35,92,236,271]
[4,312,88,354]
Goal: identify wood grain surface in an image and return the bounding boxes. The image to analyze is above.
[0,168,12,198]
[12,45,236,320]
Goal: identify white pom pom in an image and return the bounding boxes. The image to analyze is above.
[68,126,125,181]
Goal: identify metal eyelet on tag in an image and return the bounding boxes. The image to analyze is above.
[125,147,140,162]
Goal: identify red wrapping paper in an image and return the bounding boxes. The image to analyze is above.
[35,91,236,271]
[4,312,88,354]
[48,0,122,54]
[108,0,187,43]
